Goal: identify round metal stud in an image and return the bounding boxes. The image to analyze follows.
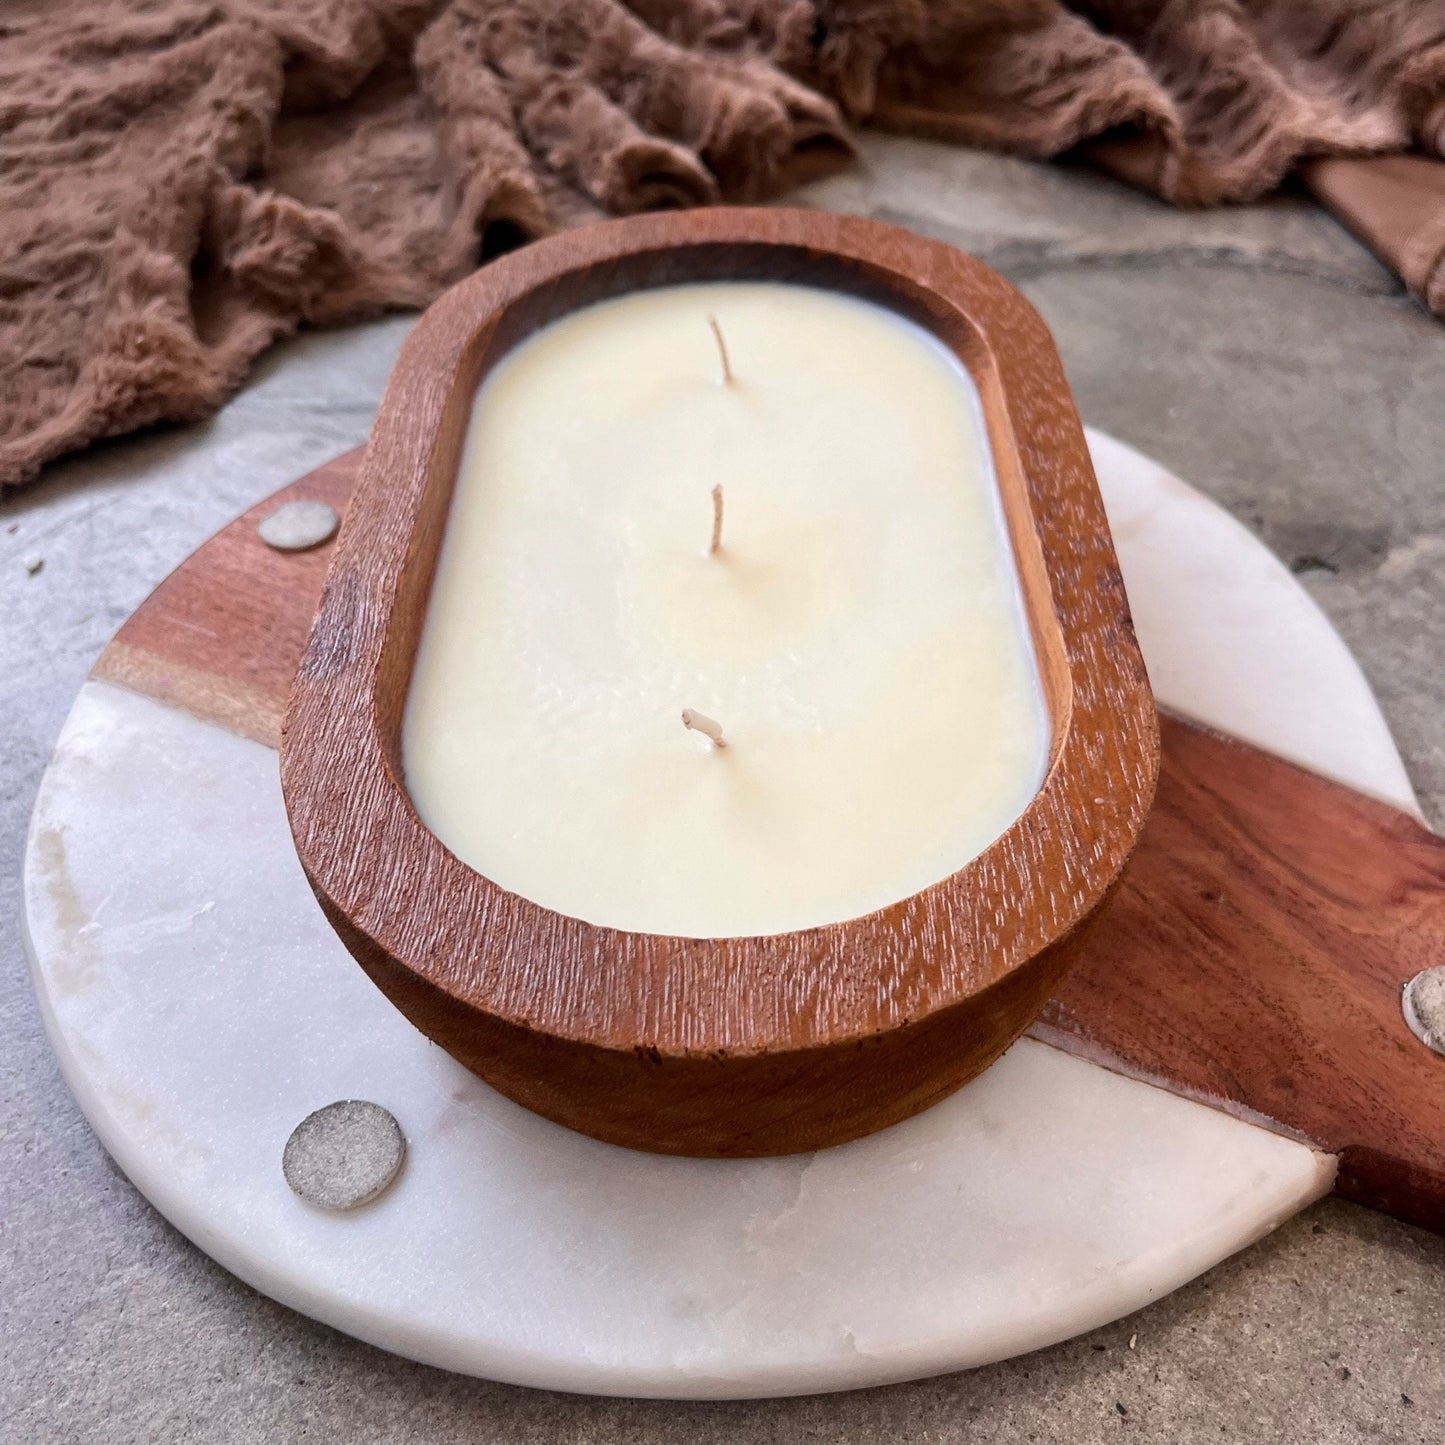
[1402,967,1445,1057]
[257,499,339,553]
[282,1100,406,1210]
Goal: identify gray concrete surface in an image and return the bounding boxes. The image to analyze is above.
[3,137,1443,1443]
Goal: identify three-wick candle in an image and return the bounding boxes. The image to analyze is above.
[402,281,1049,938]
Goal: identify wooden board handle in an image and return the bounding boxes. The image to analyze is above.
[1036,716,1445,1232]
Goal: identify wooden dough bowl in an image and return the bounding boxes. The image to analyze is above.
[279,208,1160,1156]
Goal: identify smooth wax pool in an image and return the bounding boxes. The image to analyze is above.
[402,282,1049,937]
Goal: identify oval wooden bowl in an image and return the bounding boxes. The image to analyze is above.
[280,207,1159,1157]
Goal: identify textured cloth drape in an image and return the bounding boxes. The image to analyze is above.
[4,0,1443,487]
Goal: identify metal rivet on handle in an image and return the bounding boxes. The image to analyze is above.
[283,1100,406,1211]
[1402,968,1445,1057]
[258,499,339,552]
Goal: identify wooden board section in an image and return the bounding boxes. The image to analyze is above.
[95,451,360,747]
[96,449,1445,1228]
[1039,722,1445,1234]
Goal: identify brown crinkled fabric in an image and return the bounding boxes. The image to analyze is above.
[2,0,1444,488]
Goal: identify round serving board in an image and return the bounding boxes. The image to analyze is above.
[19,429,1431,1398]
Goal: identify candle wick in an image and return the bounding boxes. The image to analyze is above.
[707,314,733,386]
[709,483,724,556]
[681,708,726,749]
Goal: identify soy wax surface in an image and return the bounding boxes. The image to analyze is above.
[403,281,1049,938]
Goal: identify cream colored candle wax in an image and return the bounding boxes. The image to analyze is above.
[403,281,1048,938]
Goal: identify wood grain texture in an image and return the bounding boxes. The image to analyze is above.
[277,208,1160,1157]
[93,451,359,747]
[95,449,1445,1226]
